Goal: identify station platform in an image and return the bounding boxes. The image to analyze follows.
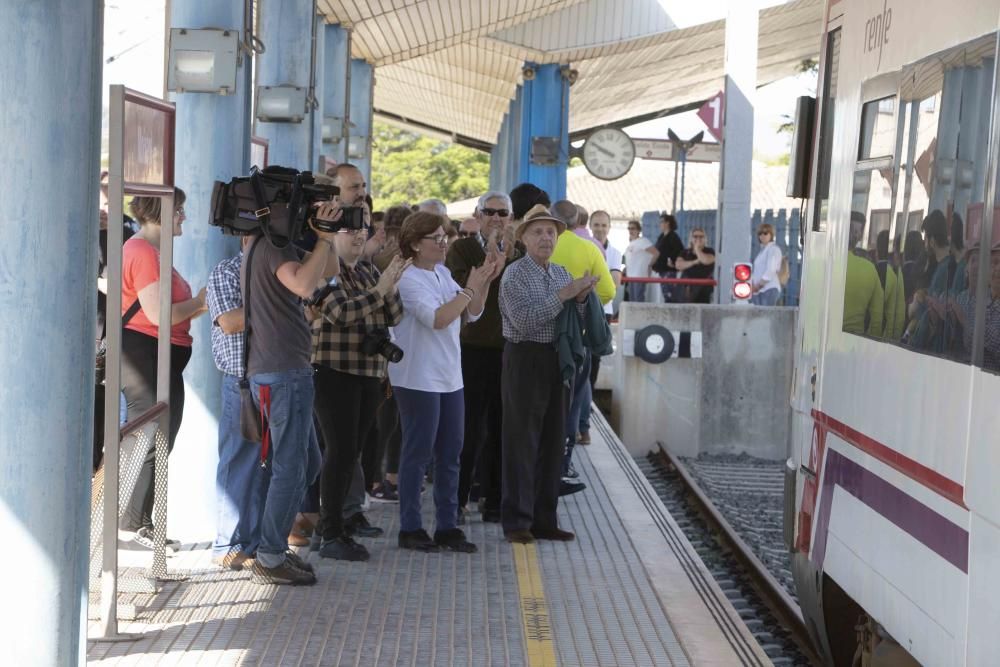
[87,412,769,666]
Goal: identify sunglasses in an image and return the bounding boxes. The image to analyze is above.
[480,208,510,217]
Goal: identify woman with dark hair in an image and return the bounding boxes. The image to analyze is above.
[120,188,207,548]
[388,212,500,552]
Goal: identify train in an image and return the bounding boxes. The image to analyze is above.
[788,0,1000,665]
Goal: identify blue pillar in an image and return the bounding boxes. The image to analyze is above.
[321,24,351,167]
[255,0,315,170]
[310,16,326,172]
[168,0,249,539]
[513,63,569,201]
[349,59,374,184]
[0,1,102,663]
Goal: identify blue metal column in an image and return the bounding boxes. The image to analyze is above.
[322,24,351,167]
[349,59,375,184]
[514,63,569,201]
[168,0,249,539]
[255,0,316,170]
[0,1,102,663]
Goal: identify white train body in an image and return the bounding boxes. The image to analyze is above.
[789,1,1000,664]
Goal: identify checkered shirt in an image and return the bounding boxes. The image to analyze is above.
[311,259,404,377]
[207,253,245,377]
[499,256,573,344]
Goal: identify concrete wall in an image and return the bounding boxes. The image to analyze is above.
[610,303,796,460]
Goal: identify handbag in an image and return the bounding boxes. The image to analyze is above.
[95,299,142,385]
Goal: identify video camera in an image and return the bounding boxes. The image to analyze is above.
[209,165,365,246]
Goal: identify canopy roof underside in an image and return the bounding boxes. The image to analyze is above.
[318,0,824,146]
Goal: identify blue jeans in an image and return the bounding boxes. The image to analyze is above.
[625,281,646,303]
[251,368,321,568]
[213,374,267,558]
[752,288,781,306]
[564,353,591,473]
[395,387,464,533]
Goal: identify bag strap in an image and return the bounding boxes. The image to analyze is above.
[241,236,264,383]
[122,299,142,327]
[249,167,290,249]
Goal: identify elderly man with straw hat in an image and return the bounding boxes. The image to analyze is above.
[498,204,598,544]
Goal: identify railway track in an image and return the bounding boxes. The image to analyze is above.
[640,445,822,667]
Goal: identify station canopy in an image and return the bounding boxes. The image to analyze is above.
[318,0,824,149]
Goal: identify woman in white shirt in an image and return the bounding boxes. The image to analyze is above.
[623,220,654,302]
[751,223,783,306]
[389,212,502,553]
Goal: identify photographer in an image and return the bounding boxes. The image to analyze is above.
[311,224,408,562]
[241,196,341,586]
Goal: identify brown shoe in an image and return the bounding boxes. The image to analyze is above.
[531,527,575,541]
[577,431,591,445]
[212,551,255,570]
[287,531,310,547]
[504,530,535,544]
[288,513,313,546]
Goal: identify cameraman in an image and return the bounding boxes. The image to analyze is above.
[242,198,341,586]
[312,221,407,561]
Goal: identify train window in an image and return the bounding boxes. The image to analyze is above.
[858,97,897,160]
[843,32,999,361]
[813,29,841,232]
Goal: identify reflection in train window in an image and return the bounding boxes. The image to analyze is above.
[813,29,841,233]
[842,33,999,367]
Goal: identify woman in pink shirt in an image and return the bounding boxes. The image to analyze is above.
[119,188,206,546]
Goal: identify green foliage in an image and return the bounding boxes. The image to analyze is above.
[370,121,490,212]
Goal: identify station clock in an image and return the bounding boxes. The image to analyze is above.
[582,127,636,180]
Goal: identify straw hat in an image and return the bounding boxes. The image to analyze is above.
[515,204,566,240]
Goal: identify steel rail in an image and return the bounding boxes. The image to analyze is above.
[656,443,822,666]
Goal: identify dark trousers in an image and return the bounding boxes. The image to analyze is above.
[93,383,106,472]
[313,366,382,539]
[563,352,591,472]
[362,384,401,487]
[501,342,566,533]
[457,345,503,511]
[120,328,191,532]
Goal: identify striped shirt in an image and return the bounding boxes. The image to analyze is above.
[499,256,573,344]
[311,259,403,378]
[207,254,245,377]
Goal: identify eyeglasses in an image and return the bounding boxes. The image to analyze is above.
[758,231,770,236]
[458,231,474,238]
[423,234,449,245]
[174,206,185,215]
[692,234,705,239]
[480,208,510,218]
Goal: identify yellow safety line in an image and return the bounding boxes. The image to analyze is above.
[512,542,558,667]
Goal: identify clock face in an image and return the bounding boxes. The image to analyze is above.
[582,128,636,180]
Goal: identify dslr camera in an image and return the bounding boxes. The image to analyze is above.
[209,165,366,246]
[360,329,404,363]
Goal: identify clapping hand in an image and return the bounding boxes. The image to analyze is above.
[558,272,599,303]
[375,255,411,297]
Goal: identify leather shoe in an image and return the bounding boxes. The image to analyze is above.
[531,527,575,541]
[482,509,502,523]
[559,479,587,497]
[345,512,384,538]
[504,529,535,544]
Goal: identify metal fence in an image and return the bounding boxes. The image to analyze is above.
[640,208,804,306]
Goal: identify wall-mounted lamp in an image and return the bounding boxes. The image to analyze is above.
[347,135,369,160]
[256,85,307,123]
[167,28,239,94]
[322,116,344,143]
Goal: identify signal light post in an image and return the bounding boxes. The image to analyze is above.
[733,263,753,302]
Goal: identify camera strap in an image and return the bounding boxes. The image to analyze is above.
[242,235,271,466]
[248,167,291,249]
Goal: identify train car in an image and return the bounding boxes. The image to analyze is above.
[788,0,1000,664]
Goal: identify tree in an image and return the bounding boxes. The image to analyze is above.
[369,121,490,212]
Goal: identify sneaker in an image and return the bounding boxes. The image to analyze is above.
[434,528,477,553]
[134,527,179,554]
[284,550,315,573]
[559,479,587,497]
[565,462,579,479]
[345,513,384,538]
[212,550,254,571]
[250,558,316,586]
[318,536,370,561]
[398,529,440,552]
[370,479,399,503]
[577,431,591,445]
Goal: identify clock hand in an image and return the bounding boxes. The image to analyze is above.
[596,145,615,158]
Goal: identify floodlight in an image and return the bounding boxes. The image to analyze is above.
[322,116,344,143]
[256,86,307,123]
[347,135,369,160]
[167,28,239,94]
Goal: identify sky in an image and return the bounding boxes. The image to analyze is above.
[101,1,817,162]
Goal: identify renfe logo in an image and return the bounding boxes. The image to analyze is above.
[864,0,892,68]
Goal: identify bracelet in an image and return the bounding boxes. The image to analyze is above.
[457,290,472,302]
[465,286,476,298]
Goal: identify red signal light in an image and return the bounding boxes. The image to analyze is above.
[733,262,752,301]
[734,263,752,282]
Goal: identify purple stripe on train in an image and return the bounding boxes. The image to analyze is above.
[811,449,969,574]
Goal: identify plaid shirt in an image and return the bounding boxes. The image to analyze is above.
[499,256,573,344]
[311,259,404,377]
[207,253,245,377]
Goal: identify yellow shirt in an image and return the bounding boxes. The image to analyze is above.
[550,230,616,305]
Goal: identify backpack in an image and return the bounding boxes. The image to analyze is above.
[778,255,790,287]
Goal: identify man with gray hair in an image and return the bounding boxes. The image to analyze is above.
[417,198,448,218]
[445,190,519,523]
